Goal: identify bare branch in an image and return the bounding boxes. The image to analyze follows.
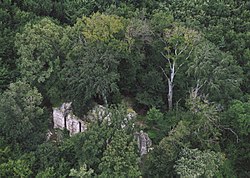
[174,41,179,56]
[223,127,240,143]
[175,62,185,75]
[216,124,240,143]
[160,66,169,80]
[161,52,172,69]
[178,45,188,56]
[185,47,194,60]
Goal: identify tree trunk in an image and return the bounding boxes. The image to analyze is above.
[168,79,173,111]
[167,63,175,111]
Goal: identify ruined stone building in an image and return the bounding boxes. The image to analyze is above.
[52,102,152,156]
[53,103,86,136]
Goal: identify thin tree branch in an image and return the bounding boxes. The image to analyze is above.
[160,66,169,80]
[217,125,239,143]
[175,62,185,75]
[185,47,194,60]
[161,52,172,70]
[223,127,239,143]
[177,45,188,56]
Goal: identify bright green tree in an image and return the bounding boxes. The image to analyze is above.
[15,17,67,104]
[187,39,243,104]
[0,159,33,177]
[69,164,94,178]
[15,18,64,84]
[99,130,141,177]
[175,148,225,178]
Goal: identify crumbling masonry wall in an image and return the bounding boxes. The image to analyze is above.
[52,103,152,156]
[53,103,86,136]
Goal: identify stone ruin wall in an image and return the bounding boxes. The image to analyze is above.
[135,130,152,156]
[52,102,152,155]
[53,103,86,136]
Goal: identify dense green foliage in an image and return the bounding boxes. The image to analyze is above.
[0,0,249,177]
[0,81,47,151]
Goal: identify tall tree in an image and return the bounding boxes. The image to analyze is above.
[161,0,250,93]
[143,91,224,177]
[0,81,47,151]
[175,148,224,178]
[63,12,128,113]
[15,18,66,104]
[160,24,200,110]
[187,39,243,104]
[0,1,36,92]
[99,130,141,177]
[15,18,64,83]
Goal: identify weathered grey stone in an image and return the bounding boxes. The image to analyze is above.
[46,130,53,141]
[53,103,86,136]
[53,103,151,155]
[122,109,137,128]
[86,105,110,121]
[135,130,152,156]
[53,108,65,129]
[61,102,72,116]
[66,113,86,136]
[87,105,137,128]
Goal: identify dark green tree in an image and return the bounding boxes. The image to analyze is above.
[15,17,67,105]
[34,141,73,177]
[71,105,138,176]
[63,13,128,114]
[143,120,190,177]
[220,97,250,177]
[0,81,47,151]
[0,1,36,92]
[143,92,224,177]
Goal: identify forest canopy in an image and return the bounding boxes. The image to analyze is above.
[0,0,249,177]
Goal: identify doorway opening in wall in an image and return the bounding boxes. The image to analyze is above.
[79,122,82,132]
[64,117,67,128]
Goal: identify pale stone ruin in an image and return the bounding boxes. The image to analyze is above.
[53,102,86,136]
[87,105,137,128]
[87,105,111,122]
[135,130,152,156]
[52,102,152,156]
